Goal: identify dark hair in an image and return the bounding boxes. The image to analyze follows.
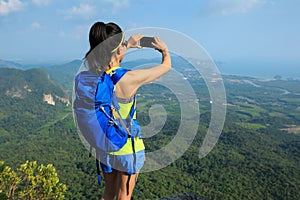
[85,22,123,73]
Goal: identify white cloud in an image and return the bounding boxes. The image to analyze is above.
[58,24,89,40]
[32,0,49,7]
[0,0,26,16]
[58,3,95,20]
[103,0,129,13]
[210,0,268,15]
[59,31,81,40]
[31,21,41,30]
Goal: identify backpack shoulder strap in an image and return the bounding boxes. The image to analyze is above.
[108,67,129,85]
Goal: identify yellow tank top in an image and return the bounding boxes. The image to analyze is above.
[106,67,145,156]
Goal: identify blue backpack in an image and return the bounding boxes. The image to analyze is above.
[73,67,141,184]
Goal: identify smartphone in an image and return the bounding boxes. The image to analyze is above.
[139,37,155,48]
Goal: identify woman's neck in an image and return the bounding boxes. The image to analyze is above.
[109,54,120,67]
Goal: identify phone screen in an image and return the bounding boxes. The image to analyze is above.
[140,37,155,48]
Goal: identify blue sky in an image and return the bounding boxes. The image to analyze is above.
[0,0,299,70]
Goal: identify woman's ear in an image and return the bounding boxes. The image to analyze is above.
[109,53,118,65]
[105,65,111,71]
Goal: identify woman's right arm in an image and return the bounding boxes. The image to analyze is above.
[128,48,171,85]
[118,36,171,97]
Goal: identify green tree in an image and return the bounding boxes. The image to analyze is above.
[0,160,67,200]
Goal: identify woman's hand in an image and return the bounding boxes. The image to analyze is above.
[127,34,143,49]
[151,36,168,53]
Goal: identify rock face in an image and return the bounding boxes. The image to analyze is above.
[160,193,208,200]
[43,93,71,106]
[43,94,55,105]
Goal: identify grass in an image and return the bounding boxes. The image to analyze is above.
[235,102,267,118]
[279,97,300,104]
[234,122,266,131]
[36,107,72,134]
[0,112,6,120]
[269,112,286,117]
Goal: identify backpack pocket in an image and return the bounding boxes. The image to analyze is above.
[96,106,128,152]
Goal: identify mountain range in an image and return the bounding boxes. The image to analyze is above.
[0,57,299,199]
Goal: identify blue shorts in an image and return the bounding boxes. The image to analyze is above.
[100,162,137,175]
[99,150,145,174]
[100,162,114,173]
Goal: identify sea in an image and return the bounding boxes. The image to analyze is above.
[217,60,300,80]
[123,50,300,80]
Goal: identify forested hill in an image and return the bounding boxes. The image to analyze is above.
[0,59,23,69]
[0,59,299,199]
[0,68,67,97]
[42,59,82,93]
[0,59,82,93]
[0,68,70,136]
